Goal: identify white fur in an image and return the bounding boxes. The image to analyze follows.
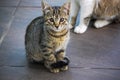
[94,20,111,28]
[69,0,96,33]
[69,0,80,18]
[74,24,87,33]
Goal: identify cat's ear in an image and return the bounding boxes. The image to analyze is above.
[61,2,71,15]
[41,0,52,14]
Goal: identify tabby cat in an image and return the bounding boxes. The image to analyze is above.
[25,1,71,73]
[69,0,120,33]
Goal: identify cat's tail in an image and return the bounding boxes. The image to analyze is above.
[64,57,70,65]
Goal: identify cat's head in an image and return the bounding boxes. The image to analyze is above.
[41,1,70,32]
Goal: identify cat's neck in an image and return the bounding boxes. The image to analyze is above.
[44,28,69,38]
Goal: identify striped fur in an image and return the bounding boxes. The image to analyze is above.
[25,1,70,73]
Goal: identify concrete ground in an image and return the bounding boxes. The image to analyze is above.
[0,0,120,80]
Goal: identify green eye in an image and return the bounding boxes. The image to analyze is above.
[49,18,54,22]
[60,18,64,22]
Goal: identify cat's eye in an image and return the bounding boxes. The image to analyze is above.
[49,18,54,22]
[60,18,64,22]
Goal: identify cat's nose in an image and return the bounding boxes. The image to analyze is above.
[55,26,59,29]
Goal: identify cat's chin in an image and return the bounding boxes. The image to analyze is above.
[54,30,62,32]
[52,29,64,32]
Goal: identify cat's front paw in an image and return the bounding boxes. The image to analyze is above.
[94,20,111,28]
[74,25,87,34]
[50,68,60,73]
[50,57,69,72]
[60,65,69,71]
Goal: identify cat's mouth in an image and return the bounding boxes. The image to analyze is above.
[53,27,63,32]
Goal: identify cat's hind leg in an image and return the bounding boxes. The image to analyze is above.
[94,20,111,28]
[26,52,43,63]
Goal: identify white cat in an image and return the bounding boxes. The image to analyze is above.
[69,0,120,33]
